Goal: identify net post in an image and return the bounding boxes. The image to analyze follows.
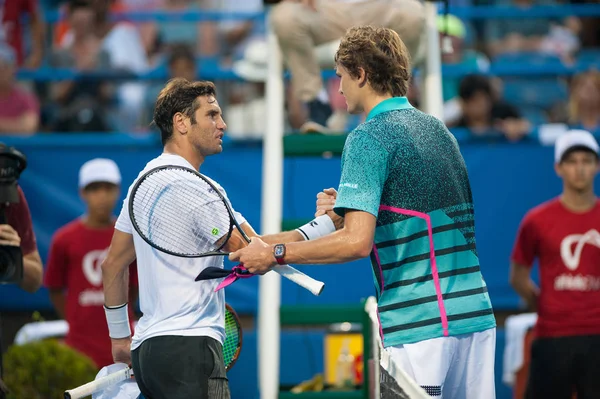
[365,297,380,399]
[258,9,284,399]
[421,1,444,120]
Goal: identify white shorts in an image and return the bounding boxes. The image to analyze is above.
[384,328,496,399]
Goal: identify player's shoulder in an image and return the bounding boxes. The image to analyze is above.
[202,174,228,197]
[52,219,85,242]
[346,123,388,151]
[523,198,561,223]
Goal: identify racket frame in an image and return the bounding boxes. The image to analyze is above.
[129,165,240,258]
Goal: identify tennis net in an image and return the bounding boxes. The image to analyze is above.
[365,297,431,399]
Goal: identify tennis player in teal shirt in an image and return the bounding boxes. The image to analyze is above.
[231,26,496,399]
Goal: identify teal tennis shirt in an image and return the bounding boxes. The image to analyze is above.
[334,97,496,347]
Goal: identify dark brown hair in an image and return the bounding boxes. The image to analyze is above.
[335,26,411,97]
[153,78,216,145]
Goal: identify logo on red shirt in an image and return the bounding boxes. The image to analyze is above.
[558,229,600,291]
[80,248,109,306]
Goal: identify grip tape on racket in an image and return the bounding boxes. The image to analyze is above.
[64,367,133,399]
[273,264,325,296]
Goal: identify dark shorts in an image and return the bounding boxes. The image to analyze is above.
[131,335,230,399]
[526,334,600,399]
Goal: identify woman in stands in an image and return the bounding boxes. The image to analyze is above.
[568,70,600,133]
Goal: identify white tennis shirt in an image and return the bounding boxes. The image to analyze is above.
[115,153,246,350]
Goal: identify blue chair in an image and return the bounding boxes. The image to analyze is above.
[494,52,564,68]
[502,78,568,109]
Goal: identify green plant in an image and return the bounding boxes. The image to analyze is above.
[2,339,98,399]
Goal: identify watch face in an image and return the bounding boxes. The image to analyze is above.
[274,245,285,257]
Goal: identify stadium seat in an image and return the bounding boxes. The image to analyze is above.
[502,78,568,109]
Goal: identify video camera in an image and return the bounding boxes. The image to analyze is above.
[0,144,27,284]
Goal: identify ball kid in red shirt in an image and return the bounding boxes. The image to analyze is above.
[511,130,600,399]
[44,158,138,369]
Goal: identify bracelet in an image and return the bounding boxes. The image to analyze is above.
[104,303,131,339]
[295,214,336,241]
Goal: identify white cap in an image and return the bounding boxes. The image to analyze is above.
[79,158,121,189]
[554,129,599,163]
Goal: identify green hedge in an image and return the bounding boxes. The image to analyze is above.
[3,340,98,399]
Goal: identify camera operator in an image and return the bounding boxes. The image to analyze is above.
[1,185,43,293]
[0,144,43,398]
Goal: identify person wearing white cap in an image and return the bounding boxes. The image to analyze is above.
[44,158,139,370]
[510,129,600,398]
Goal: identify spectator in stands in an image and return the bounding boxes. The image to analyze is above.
[510,130,600,399]
[0,146,43,397]
[0,150,43,295]
[439,14,489,103]
[143,0,218,57]
[48,0,112,132]
[0,44,40,135]
[85,0,149,131]
[0,0,45,67]
[215,0,264,62]
[448,74,530,141]
[568,70,600,133]
[485,0,583,61]
[539,16,581,64]
[44,158,138,369]
[270,0,425,133]
[113,0,162,63]
[166,43,197,83]
[143,43,198,126]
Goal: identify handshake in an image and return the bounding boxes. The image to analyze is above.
[315,188,344,230]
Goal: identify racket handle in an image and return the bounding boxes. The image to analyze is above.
[272,264,325,296]
[64,367,133,399]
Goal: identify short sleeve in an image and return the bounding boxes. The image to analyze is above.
[211,178,247,227]
[334,131,389,218]
[7,187,37,255]
[44,232,67,289]
[511,212,538,268]
[115,195,133,234]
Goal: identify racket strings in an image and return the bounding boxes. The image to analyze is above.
[223,308,241,369]
[131,168,232,256]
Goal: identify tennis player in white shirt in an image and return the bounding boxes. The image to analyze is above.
[101,78,338,399]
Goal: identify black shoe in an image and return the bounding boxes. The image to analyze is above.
[300,99,333,134]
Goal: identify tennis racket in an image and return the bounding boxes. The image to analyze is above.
[128,165,325,296]
[64,304,243,398]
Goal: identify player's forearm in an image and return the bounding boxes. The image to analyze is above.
[102,259,130,306]
[261,230,305,245]
[283,229,371,265]
[19,251,43,293]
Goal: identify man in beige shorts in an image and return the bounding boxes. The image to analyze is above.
[271,0,425,133]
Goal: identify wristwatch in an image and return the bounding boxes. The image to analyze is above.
[273,244,286,265]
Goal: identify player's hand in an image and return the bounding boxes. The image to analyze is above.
[315,188,344,229]
[0,224,21,247]
[111,337,132,365]
[229,237,276,275]
[315,188,337,217]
